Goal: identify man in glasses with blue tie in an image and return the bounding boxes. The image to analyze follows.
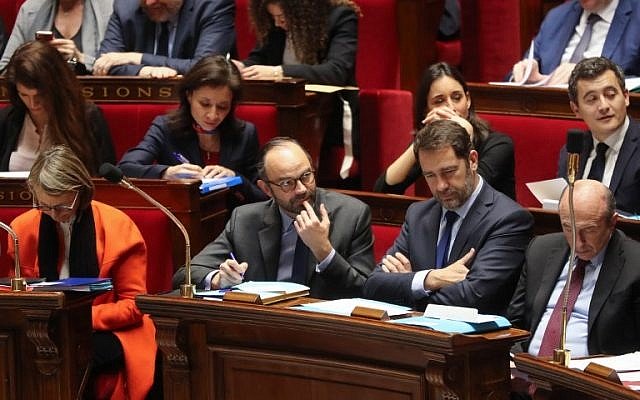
[364,119,533,314]
[173,136,375,299]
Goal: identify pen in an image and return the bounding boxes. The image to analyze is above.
[229,252,244,279]
[172,152,190,164]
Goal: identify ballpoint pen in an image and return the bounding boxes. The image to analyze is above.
[172,152,190,164]
[229,252,244,279]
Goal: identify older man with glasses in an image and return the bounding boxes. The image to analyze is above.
[173,137,375,299]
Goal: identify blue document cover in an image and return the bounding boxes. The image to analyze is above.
[199,176,243,194]
[31,277,113,292]
[390,315,511,334]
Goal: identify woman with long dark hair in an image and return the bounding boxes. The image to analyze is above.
[118,55,266,202]
[374,62,516,199]
[0,40,114,174]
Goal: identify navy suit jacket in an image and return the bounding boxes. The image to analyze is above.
[173,189,375,300]
[558,119,640,214]
[507,231,640,355]
[98,0,235,75]
[117,115,266,202]
[529,0,640,76]
[363,182,533,314]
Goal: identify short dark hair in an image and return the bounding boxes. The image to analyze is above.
[256,136,313,180]
[413,119,472,160]
[568,57,626,103]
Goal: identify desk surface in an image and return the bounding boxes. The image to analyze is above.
[138,294,528,400]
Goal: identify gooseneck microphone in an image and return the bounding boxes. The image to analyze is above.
[99,163,195,298]
[555,129,584,366]
[0,221,26,291]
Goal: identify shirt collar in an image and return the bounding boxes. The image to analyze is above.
[584,0,618,24]
[593,115,628,155]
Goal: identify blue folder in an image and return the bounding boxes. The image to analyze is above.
[391,315,511,334]
[199,176,243,194]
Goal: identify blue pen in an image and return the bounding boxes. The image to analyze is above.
[172,151,190,164]
[229,252,245,279]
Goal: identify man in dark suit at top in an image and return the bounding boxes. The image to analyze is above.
[511,0,640,85]
[558,56,640,215]
[94,0,235,78]
[508,179,640,357]
[173,137,375,299]
[363,119,533,314]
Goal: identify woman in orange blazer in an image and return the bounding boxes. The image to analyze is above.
[8,145,157,400]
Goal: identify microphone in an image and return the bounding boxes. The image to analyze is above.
[554,129,584,366]
[99,163,195,298]
[0,221,26,291]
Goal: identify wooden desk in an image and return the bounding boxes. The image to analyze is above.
[0,178,228,269]
[469,83,640,119]
[137,294,529,400]
[336,189,424,226]
[0,291,94,400]
[514,353,640,400]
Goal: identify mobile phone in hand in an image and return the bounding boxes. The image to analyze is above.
[35,31,53,41]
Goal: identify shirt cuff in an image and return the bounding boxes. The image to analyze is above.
[315,248,336,272]
[203,270,219,290]
[411,269,433,299]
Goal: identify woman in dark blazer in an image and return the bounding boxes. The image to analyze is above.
[118,55,266,203]
[374,62,516,199]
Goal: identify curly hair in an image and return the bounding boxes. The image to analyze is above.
[248,0,361,65]
[4,41,98,173]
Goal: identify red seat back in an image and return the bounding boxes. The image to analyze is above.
[371,224,400,263]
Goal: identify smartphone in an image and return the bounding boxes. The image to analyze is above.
[35,31,54,41]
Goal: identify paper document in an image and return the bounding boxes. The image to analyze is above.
[526,178,567,209]
[0,171,29,179]
[391,315,511,334]
[570,352,640,372]
[294,298,411,317]
[305,84,359,93]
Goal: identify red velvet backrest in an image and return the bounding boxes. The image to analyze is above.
[359,89,414,192]
[371,224,400,263]
[235,0,256,59]
[236,104,279,145]
[0,0,24,34]
[478,113,588,207]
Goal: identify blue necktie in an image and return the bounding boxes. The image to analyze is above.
[569,13,601,64]
[436,211,459,268]
[291,237,308,284]
[156,22,169,56]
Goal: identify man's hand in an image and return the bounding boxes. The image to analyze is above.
[512,59,546,84]
[381,252,412,273]
[212,258,248,289]
[547,63,576,86]
[202,165,236,179]
[241,64,283,80]
[424,248,475,291]
[139,66,178,78]
[93,52,143,75]
[294,202,332,261]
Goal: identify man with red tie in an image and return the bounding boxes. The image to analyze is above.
[508,179,640,357]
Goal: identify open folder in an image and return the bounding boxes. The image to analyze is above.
[196,281,310,305]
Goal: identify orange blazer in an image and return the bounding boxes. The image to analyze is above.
[9,201,156,400]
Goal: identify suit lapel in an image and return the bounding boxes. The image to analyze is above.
[423,203,441,268]
[258,201,283,281]
[449,184,491,261]
[531,240,569,331]
[588,231,625,332]
[609,121,639,192]
[549,3,582,68]
[602,0,631,58]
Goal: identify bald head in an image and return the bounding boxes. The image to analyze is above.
[559,179,616,260]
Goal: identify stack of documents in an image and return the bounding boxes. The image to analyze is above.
[196,281,310,305]
[570,352,640,390]
[31,277,113,292]
[391,304,511,334]
[294,298,411,317]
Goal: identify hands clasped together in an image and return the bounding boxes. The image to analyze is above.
[163,163,236,180]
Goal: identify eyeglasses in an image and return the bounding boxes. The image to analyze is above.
[266,171,315,193]
[33,191,79,213]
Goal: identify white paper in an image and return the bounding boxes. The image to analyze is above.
[304,84,359,93]
[569,351,640,372]
[526,178,567,208]
[234,281,309,294]
[423,304,482,322]
[295,298,411,317]
[0,171,29,179]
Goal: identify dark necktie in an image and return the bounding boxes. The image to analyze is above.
[290,236,309,284]
[156,22,169,56]
[436,211,459,268]
[569,13,601,64]
[587,142,609,181]
[537,258,588,357]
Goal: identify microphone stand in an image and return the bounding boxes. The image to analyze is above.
[0,221,26,291]
[117,179,195,298]
[554,153,579,366]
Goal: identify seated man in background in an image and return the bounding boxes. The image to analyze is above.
[363,120,533,314]
[508,179,640,358]
[558,56,640,215]
[511,0,640,85]
[173,137,375,299]
[94,0,235,77]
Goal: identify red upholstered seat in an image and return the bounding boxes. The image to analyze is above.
[478,113,588,208]
[0,0,24,33]
[371,224,401,263]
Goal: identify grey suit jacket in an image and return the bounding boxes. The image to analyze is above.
[507,230,640,355]
[363,182,533,314]
[98,0,235,75]
[173,188,375,300]
[0,0,113,71]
